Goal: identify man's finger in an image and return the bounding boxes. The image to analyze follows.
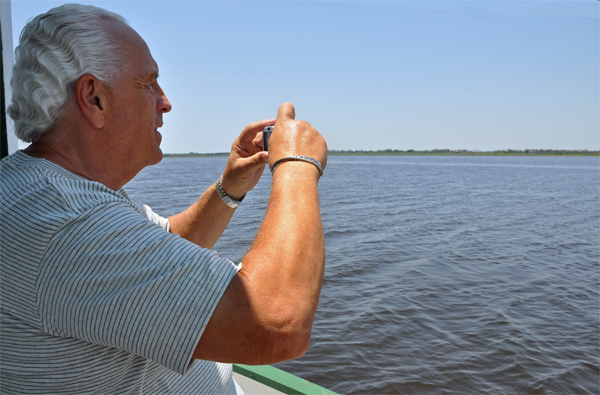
[248,151,269,166]
[239,119,276,143]
[237,152,269,174]
[277,102,296,121]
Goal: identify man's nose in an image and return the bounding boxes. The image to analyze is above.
[158,94,172,113]
[156,87,172,113]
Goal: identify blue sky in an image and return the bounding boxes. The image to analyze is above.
[9,0,599,153]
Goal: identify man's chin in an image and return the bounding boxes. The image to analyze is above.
[153,130,163,164]
[151,148,163,165]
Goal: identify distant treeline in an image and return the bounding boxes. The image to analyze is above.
[327,149,599,156]
[165,149,599,157]
[164,152,229,157]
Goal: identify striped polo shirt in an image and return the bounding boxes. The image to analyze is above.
[0,151,241,394]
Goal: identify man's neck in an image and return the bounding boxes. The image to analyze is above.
[24,143,86,176]
[23,137,131,191]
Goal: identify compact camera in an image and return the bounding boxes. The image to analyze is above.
[262,126,274,151]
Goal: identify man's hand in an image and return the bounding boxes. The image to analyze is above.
[170,119,274,248]
[220,119,275,200]
[268,102,327,174]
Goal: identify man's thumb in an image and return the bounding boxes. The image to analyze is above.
[277,102,296,121]
[246,151,269,168]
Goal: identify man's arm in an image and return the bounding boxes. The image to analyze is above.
[167,185,237,249]
[168,119,274,249]
[192,102,328,365]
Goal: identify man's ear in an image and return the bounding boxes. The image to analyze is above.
[74,74,107,129]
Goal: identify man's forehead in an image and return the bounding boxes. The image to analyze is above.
[103,19,158,77]
[103,18,136,42]
[102,20,146,54]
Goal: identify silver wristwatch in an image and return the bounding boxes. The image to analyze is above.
[215,176,244,208]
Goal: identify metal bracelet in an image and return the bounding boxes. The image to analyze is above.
[215,176,244,208]
[271,155,324,177]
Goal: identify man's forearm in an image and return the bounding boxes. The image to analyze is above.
[242,162,324,311]
[238,162,325,353]
[168,184,235,249]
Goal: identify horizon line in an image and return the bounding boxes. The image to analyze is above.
[163,149,600,157]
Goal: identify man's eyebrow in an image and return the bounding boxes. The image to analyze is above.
[146,71,159,81]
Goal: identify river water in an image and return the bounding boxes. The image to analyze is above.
[125,155,600,394]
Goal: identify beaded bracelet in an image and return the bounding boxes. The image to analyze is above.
[271,155,324,177]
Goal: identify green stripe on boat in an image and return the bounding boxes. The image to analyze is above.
[233,364,339,395]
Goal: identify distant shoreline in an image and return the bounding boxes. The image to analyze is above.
[164,149,599,158]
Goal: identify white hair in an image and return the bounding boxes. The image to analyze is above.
[8,4,128,143]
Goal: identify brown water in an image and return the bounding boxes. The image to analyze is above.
[126,155,600,394]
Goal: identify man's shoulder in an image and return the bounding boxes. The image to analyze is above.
[1,151,142,217]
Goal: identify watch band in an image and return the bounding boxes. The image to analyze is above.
[215,176,244,208]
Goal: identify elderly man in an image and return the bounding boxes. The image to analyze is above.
[1,4,327,394]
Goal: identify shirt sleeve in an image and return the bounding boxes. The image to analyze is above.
[142,204,170,232]
[36,201,239,375]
